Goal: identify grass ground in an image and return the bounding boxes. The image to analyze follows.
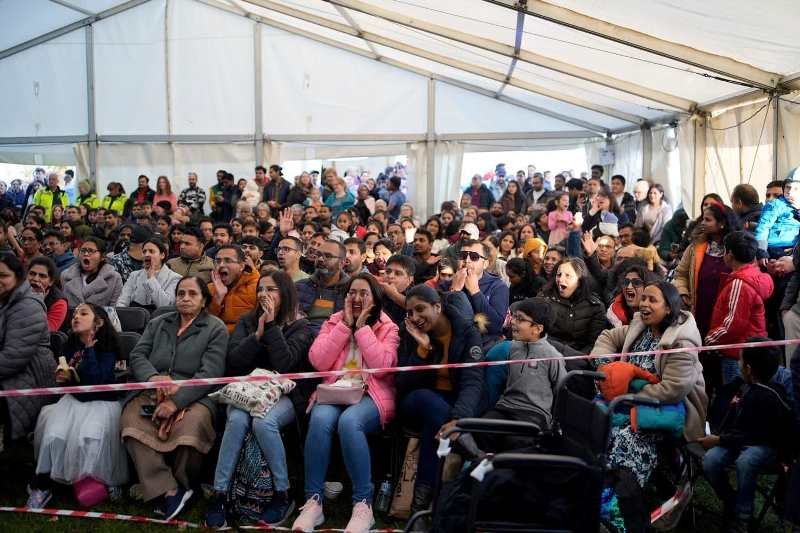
[0,440,787,532]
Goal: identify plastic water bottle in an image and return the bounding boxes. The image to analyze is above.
[374,476,393,513]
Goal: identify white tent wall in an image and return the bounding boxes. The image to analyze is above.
[704,100,775,208]
[610,131,642,187]
[261,26,428,135]
[170,0,255,135]
[0,144,79,166]
[778,96,800,178]
[0,29,88,137]
[94,0,168,135]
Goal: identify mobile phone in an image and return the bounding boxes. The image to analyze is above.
[140,404,156,417]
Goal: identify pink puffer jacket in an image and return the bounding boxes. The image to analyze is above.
[308,311,399,426]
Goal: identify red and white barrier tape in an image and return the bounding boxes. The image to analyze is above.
[0,506,403,531]
[1,338,797,399]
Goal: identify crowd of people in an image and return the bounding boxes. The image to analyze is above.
[0,161,799,533]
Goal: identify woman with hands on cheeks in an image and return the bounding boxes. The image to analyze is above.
[396,284,486,520]
[205,271,314,529]
[120,276,227,521]
[292,273,399,533]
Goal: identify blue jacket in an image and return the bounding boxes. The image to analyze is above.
[296,272,349,333]
[442,272,509,346]
[754,196,800,250]
[53,251,77,272]
[396,291,486,419]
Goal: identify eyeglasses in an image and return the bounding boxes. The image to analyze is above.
[79,248,100,255]
[256,285,280,293]
[277,246,298,254]
[622,278,645,288]
[511,313,535,325]
[318,252,342,261]
[459,251,485,262]
[21,236,38,242]
[213,257,240,265]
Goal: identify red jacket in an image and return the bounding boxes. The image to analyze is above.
[705,263,774,358]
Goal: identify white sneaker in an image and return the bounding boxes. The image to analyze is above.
[345,500,375,533]
[291,494,324,532]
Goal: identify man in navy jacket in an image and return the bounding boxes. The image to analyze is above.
[442,239,509,348]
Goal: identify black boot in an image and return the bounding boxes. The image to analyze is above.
[408,484,433,532]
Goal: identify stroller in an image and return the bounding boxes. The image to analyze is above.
[404,370,693,533]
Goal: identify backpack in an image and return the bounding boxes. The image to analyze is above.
[226,432,274,524]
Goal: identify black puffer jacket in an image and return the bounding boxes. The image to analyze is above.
[396,291,487,419]
[544,291,608,354]
[227,314,317,419]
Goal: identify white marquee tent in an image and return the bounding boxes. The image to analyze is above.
[1,0,800,216]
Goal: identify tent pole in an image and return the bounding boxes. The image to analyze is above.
[254,23,264,166]
[641,124,652,179]
[426,78,436,218]
[773,95,780,180]
[85,25,98,187]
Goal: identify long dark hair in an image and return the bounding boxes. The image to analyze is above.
[597,184,621,215]
[344,272,384,327]
[542,257,593,301]
[252,270,298,326]
[702,202,739,242]
[0,252,23,296]
[67,303,121,358]
[424,216,444,240]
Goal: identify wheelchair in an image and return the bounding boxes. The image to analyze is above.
[404,370,696,533]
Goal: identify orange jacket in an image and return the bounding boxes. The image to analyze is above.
[208,269,259,333]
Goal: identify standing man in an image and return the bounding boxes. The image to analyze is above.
[209,169,226,222]
[32,172,69,223]
[386,176,406,222]
[178,172,207,217]
[263,165,290,218]
[611,174,636,223]
[754,174,800,261]
[464,174,493,210]
[124,175,155,218]
[526,173,552,209]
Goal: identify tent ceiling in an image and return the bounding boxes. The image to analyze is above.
[1,0,798,141]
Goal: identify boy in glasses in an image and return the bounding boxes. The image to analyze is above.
[472,297,566,452]
[447,239,509,348]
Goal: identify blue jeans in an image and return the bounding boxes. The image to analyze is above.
[213,396,296,493]
[304,396,381,502]
[721,358,741,385]
[703,445,776,518]
[399,389,455,487]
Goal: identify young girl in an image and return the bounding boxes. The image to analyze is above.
[27,304,128,508]
[547,192,573,247]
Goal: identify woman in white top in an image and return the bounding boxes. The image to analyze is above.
[116,238,182,310]
[635,184,673,244]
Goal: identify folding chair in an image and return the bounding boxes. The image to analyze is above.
[115,307,150,333]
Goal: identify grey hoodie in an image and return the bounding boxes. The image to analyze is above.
[495,335,566,425]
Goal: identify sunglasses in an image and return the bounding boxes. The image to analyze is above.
[459,251,485,262]
[622,278,645,288]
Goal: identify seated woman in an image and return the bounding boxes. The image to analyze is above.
[591,282,707,524]
[291,273,399,533]
[506,258,541,303]
[606,259,655,327]
[116,237,182,310]
[541,257,607,353]
[0,253,56,443]
[27,304,129,508]
[120,276,227,520]
[397,285,485,517]
[27,256,68,331]
[205,271,315,529]
[61,236,123,307]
